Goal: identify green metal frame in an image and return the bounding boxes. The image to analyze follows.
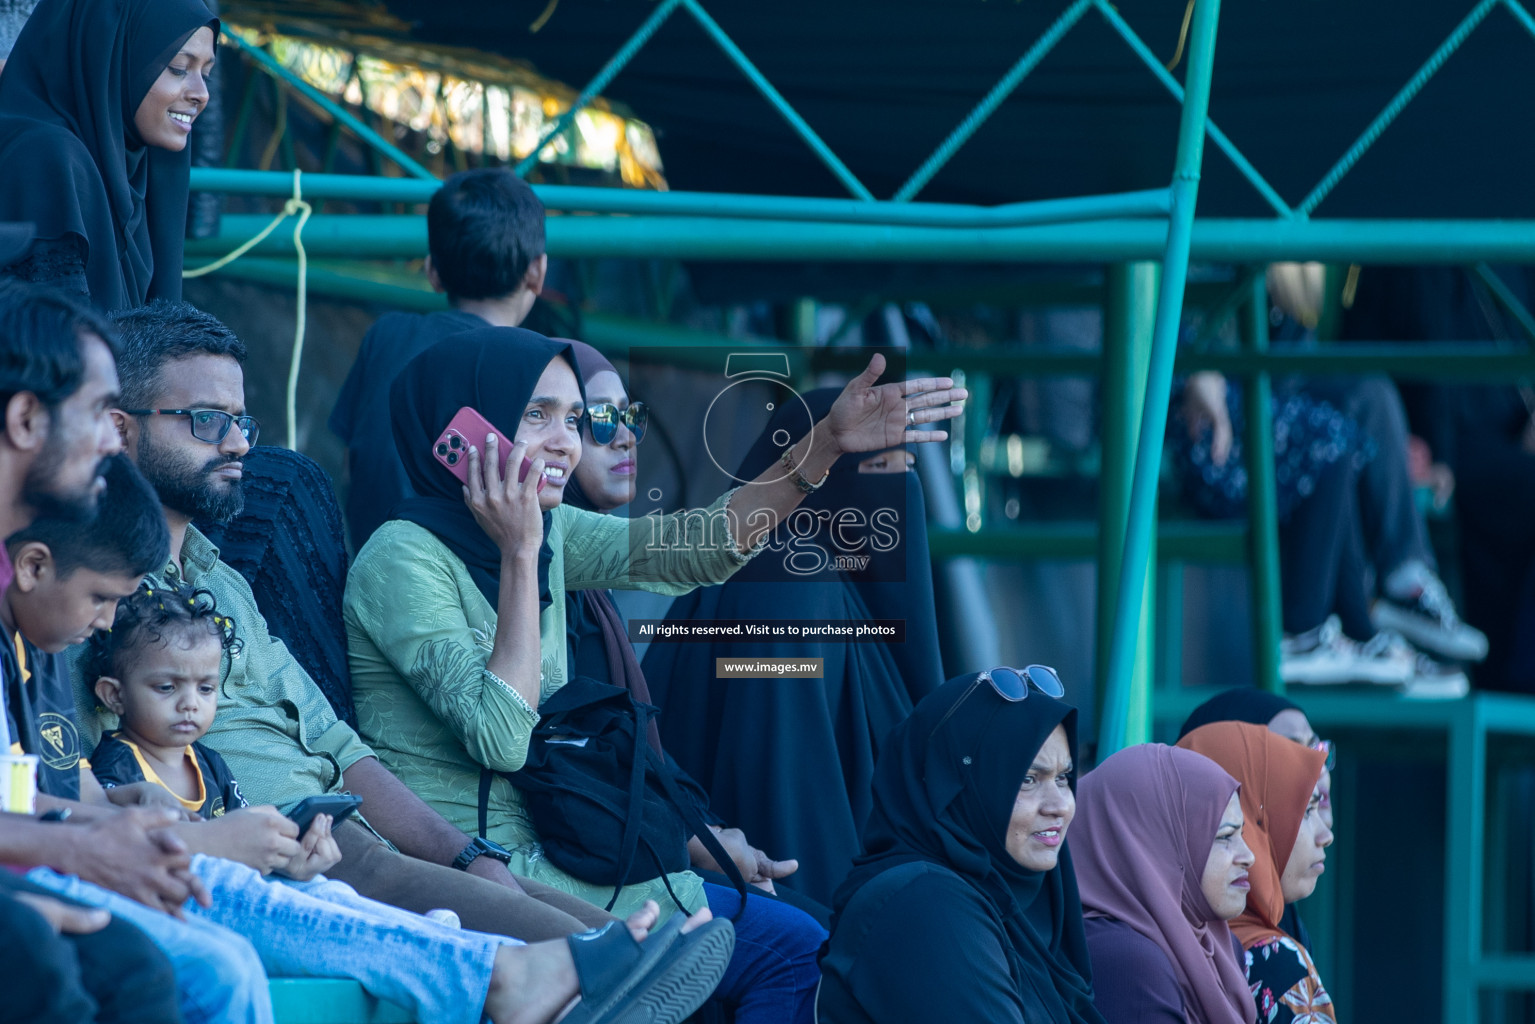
[193,4,1535,1018]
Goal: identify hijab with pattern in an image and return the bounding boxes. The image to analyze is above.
[0,0,216,309]
[832,672,1102,1024]
[1178,722,1327,948]
[388,327,581,611]
[1072,744,1252,1024]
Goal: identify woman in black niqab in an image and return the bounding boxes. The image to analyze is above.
[643,388,943,906]
[819,672,1104,1024]
[0,0,217,308]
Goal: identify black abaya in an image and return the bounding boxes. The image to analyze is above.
[0,0,216,309]
[818,673,1103,1024]
[643,389,942,905]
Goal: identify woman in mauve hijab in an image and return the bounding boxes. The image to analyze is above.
[0,0,217,308]
[818,669,1104,1024]
[1180,722,1335,1024]
[1071,744,1256,1024]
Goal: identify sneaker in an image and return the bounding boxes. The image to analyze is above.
[1402,654,1471,700]
[1281,616,1414,686]
[1372,573,1489,663]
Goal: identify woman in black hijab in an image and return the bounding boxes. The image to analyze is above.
[0,0,217,308]
[644,388,943,906]
[819,670,1104,1024]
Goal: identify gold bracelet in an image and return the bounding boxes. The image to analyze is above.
[780,447,830,493]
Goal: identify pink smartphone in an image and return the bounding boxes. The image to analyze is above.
[432,406,544,491]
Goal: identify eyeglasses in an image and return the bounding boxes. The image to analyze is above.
[929,664,1065,744]
[584,402,648,446]
[122,409,260,447]
[1311,738,1336,772]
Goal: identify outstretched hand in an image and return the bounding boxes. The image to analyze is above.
[824,353,967,456]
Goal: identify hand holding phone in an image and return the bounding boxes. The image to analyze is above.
[286,793,362,838]
[433,407,546,493]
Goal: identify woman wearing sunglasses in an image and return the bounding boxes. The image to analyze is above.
[818,667,1105,1024]
[644,389,945,908]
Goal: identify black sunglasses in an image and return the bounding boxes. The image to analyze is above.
[123,408,260,447]
[584,402,647,446]
[929,664,1065,745]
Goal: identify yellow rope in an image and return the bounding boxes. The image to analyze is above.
[182,169,312,449]
[1165,0,1195,72]
[529,0,560,33]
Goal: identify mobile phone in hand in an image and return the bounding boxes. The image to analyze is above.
[286,793,362,838]
[432,406,545,491]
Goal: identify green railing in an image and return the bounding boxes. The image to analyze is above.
[193,2,1535,1018]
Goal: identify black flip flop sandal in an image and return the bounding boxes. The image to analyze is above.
[561,916,735,1024]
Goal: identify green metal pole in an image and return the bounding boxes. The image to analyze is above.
[1240,272,1284,693]
[514,0,683,176]
[1099,264,1154,746]
[1096,262,1159,745]
[1443,700,1486,1024]
[894,0,1093,202]
[1098,0,1221,758]
[223,33,435,181]
[679,0,873,201]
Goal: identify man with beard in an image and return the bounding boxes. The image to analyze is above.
[91,298,623,943]
[0,275,198,1024]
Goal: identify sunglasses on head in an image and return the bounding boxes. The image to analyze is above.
[584,402,648,446]
[929,664,1065,745]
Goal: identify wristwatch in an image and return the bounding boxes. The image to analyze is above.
[452,836,513,871]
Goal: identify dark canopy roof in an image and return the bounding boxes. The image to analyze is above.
[378,0,1535,218]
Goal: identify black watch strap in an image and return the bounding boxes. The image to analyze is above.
[452,836,512,871]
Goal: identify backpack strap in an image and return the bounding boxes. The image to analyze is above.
[477,767,493,839]
[647,737,749,920]
[603,700,654,911]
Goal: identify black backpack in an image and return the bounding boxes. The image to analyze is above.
[478,675,746,913]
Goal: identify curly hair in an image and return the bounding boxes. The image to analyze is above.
[84,579,243,686]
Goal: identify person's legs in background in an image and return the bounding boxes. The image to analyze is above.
[1278,457,1412,686]
[1304,374,1486,663]
[701,883,826,1024]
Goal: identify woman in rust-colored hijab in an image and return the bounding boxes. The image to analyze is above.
[1179,722,1335,1024]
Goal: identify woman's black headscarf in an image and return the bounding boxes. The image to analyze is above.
[833,673,1102,1024]
[1177,687,1302,739]
[0,0,215,310]
[388,327,581,611]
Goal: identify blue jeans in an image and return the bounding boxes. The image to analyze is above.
[24,866,271,1024]
[703,882,826,1024]
[29,856,514,1024]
